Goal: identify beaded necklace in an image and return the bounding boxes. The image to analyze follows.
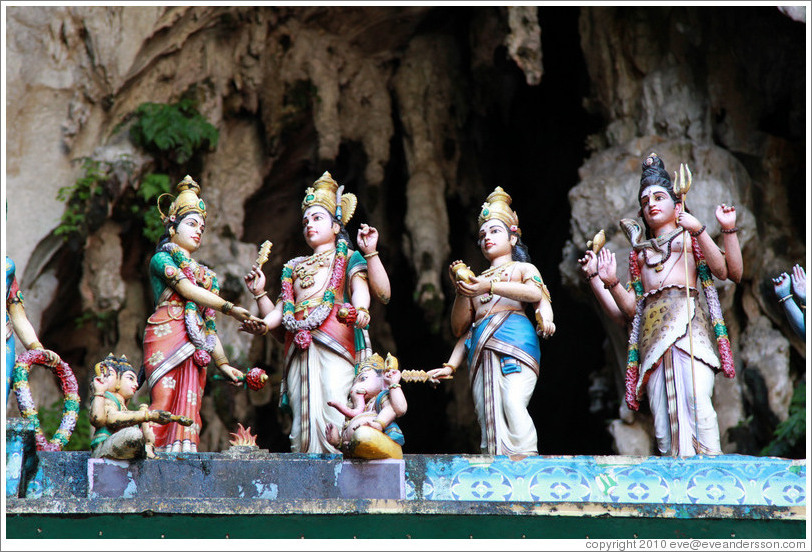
[281,239,349,349]
[478,261,516,304]
[161,243,219,364]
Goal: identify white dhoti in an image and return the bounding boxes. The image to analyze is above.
[646,348,721,456]
[471,350,538,455]
[467,311,540,456]
[285,332,355,453]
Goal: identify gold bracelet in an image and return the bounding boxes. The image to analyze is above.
[253,291,268,300]
[779,294,793,304]
[357,306,370,315]
[363,251,379,259]
[29,341,44,350]
[442,362,457,373]
[212,353,228,368]
[388,383,401,390]
[221,301,234,315]
[490,280,497,295]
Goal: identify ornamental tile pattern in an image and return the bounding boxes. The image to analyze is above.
[408,455,806,507]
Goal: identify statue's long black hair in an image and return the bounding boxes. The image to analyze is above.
[333,215,355,250]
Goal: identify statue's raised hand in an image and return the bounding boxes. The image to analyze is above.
[676,211,703,234]
[357,224,379,255]
[91,368,116,396]
[772,272,791,300]
[244,264,266,297]
[597,248,618,286]
[716,203,737,231]
[791,264,806,304]
[578,250,598,280]
[384,368,402,387]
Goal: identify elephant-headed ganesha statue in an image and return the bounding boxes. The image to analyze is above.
[326,352,406,459]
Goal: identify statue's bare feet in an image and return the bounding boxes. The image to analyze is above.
[145,443,157,459]
[326,423,340,447]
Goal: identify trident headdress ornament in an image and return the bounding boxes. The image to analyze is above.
[157,175,207,225]
[478,186,520,235]
[301,171,357,225]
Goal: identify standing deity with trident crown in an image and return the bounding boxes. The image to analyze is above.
[578,153,742,456]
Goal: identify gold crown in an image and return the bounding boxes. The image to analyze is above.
[477,187,520,234]
[357,353,386,376]
[158,175,207,225]
[355,352,400,376]
[301,171,357,225]
[93,353,135,377]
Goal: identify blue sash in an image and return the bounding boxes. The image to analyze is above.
[466,312,540,375]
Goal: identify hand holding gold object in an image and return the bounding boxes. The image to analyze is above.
[450,261,476,284]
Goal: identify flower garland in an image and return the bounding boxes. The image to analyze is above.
[691,236,735,378]
[624,250,645,411]
[281,239,349,349]
[12,349,80,451]
[624,238,736,411]
[161,242,219,366]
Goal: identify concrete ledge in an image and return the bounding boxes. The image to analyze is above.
[5,497,805,520]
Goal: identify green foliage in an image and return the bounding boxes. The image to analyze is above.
[54,158,109,239]
[74,310,118,334]
[38,399,92,451]
[762,382,806,457]
[136,173,173,242]
[129,98,219,164]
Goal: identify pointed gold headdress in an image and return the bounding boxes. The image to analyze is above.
[158,175,207,225]
[301,171,357,225]
[355,352,399,378]
[478,187,520,235]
